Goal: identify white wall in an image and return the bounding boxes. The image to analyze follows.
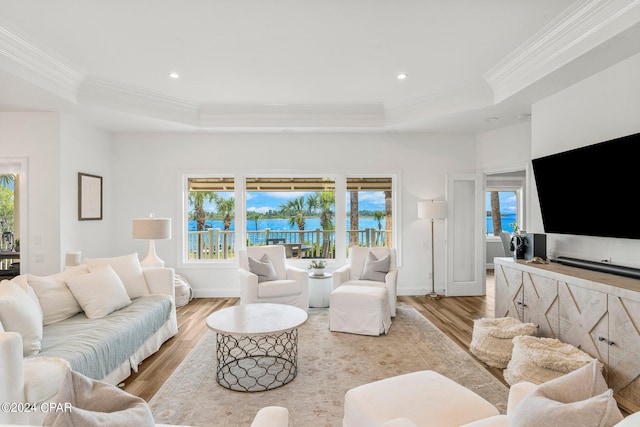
[0,113,60,275]
[0,112,115,274]
[531,52,640,268]
[59,114,114,262]
[111,132,476,297]
[476,122,531,174]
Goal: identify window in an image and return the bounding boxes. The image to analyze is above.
[187,177,235,260]
[485,171,525,236]
[346,177,392,247]
[183,174,398,263]
[246,177,335,259]
[486,191,518,235]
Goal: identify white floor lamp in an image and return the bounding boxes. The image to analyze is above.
[418,200,448,299]
[132,214,172,267]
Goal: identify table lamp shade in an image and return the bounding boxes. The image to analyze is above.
[418,200,448,220]
[132,218,171,240]
[132,216,171,267]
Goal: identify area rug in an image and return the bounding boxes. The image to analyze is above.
[149,304,508,426]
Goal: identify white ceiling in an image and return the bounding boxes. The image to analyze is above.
[1,0,640,134]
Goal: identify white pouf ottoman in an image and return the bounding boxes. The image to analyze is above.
[330,285,391,336]
[469,317,537,368]
[343,370,500,427]
[504,335,601,386]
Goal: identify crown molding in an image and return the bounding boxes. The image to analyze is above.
[0,24,85,102]
[484,0,640,103]
[78,77,200,125]
[199,104,385,128]
[384,81,494,126]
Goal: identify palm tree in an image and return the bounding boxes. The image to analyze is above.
[188,191,216,231]
[349,191,359,246]
[280,196,307,230]
[310,191,335,230]
[214,196,235,231]
[247,211,262,231]
[490,191,502,236]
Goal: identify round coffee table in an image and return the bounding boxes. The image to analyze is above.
[206,303,308,392]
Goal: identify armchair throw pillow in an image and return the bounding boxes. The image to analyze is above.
[248,254,279,283]
[509,359,623,427]
[361,251,390,282]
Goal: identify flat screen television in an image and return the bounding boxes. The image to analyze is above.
[531,131,640,239]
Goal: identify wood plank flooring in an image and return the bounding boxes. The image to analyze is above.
[123,271,503,401]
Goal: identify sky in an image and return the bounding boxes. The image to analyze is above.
[486,191,516,215]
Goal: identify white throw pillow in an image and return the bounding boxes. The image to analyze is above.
[0,279,44,356]
[85,253,149,299]
[510,359,623,427]
[66,265,132,319]
[27,268,88,325]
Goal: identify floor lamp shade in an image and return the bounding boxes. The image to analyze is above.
[132,216,171,267]
[418,200,448,220]
[418,200,447,298]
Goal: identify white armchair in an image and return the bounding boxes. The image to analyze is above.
[332,246,398,316]
[238,245,309,311]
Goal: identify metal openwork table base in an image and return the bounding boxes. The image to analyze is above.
[215,329,299,392]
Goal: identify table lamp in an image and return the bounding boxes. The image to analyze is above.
[132,214,172,267]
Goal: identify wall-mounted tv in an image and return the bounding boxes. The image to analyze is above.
[532,131,640,240]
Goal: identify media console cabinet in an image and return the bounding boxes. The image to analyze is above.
[494,257,640,413]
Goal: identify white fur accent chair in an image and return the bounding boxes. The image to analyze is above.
[238,245,309,311]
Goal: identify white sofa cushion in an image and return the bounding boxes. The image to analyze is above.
[66,265,132,319]
[0,279,43,356]
[27,268,88,325]
[257,279,302,298]
[85,253,149,299]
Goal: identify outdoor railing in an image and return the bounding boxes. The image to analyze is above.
[187,228,389,260]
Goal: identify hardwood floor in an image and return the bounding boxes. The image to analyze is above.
[123,270,504,401]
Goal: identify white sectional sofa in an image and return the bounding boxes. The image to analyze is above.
[0,253,178,425]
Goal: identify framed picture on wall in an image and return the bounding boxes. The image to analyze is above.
[78,172,103,220]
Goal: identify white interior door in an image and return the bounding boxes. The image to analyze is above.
[446,173,485,296]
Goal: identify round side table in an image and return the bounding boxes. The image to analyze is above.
[308,272,332,308]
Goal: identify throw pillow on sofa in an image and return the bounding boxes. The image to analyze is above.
[510,359,623,427]
[66,265,132,319]
[26,267,89,325]
[85,253,149,299]
[0,279,43,356]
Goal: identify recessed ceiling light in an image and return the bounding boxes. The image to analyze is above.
[485,116,499,122]
[168,72,180,79]
[397,73,408,80]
